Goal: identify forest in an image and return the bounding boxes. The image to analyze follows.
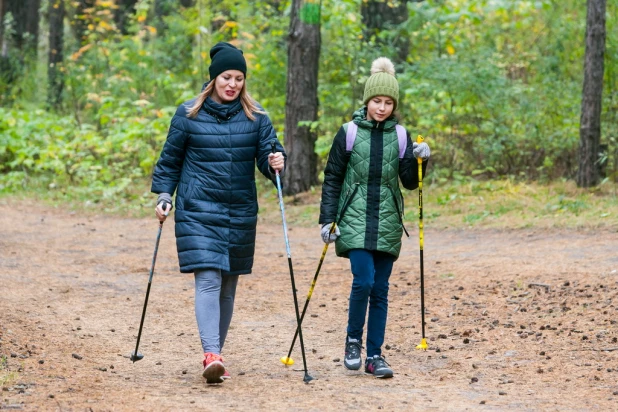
[1,3,618,409]
[0,0,615,204]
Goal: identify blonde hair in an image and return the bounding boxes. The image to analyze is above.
[187,80,265,121]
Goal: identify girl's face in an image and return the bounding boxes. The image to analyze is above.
[212,70,245,103]
[366,96,394,122]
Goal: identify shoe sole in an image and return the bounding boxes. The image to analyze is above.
[202,361,225,384]
[364,370,394,379]
[344,360,362,371]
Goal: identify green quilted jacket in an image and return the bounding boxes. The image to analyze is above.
[319,107,427,259]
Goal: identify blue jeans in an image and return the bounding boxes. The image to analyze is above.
[194,269,239,354]
[346,249,395,357]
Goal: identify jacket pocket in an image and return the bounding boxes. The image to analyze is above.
[337,183,360,224]
[387,184,409,238]
[180,179,197,211]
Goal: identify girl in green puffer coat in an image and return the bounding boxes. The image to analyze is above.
[318,57,430,379]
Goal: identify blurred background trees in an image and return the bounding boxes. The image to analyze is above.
[0,0,615,201]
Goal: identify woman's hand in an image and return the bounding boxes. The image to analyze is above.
[268,152,285,172]
[155,201,172,222]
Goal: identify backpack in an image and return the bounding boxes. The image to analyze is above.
[345,121,407,159]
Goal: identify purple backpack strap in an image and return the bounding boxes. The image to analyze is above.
[395,125,407,159]
[346,121,407,158]
[345,121,358,152]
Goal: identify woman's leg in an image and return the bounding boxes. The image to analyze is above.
[219,274,239,351]
[366,252,394,357]
[194,269,223,354]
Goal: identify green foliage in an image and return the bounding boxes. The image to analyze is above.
[0,106,172,199]
[0,0,616,205]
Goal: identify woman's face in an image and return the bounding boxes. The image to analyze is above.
[366,96,394,122]
[212,70,245,103]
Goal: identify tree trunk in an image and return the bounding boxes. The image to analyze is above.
[48,0,64,110]
[114,0,137,35]
[5,0,40,57]
[361,0,411,64]
[282,0,321,195]
[154,0,173,32]
[25,0,40,52]
[577,0,606,188]
[0,0,6,57]
[70,0,95,45]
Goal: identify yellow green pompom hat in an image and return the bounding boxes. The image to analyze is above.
[363,57,399,110]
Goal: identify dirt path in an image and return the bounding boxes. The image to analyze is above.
[1,199,617,411]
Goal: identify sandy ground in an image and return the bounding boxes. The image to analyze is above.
[1,199,617,411]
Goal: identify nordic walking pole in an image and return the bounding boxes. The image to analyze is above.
[280,223,337,366]
[415,135,428,350]
[281,184,360,366]
[270,141,314,383]
[130,202,170,363]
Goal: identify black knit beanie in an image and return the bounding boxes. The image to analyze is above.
[208,42,247,80]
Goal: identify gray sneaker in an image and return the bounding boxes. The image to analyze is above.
[364,355,393,378]
[344,338,362,370]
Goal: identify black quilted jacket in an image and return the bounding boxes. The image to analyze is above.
[151,96,285,275]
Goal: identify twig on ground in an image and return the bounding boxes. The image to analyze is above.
[528,283,551,291]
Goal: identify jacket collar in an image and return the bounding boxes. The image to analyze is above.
[203,96,243,122]
[352,106,398,131]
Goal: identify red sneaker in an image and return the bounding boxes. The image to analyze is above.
[202,353,225,384]
[222,369,231,380]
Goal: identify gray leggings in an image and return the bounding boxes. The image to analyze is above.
[194,269,239,354]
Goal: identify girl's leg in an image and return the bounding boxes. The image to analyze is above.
[346,249,375,342]
[194,269,223,354]
[366,251,394,357]
[218,274,239,351]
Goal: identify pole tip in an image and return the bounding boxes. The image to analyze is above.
[415,338,428,351]
[130,351,144,362]
[280,356,294,366]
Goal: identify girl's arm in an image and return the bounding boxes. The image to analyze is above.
[319,126,349,224]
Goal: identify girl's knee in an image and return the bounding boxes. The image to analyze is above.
[352,279,374,296]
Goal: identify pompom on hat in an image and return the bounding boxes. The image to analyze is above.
[208,42,247,81]
[363,57,399,110]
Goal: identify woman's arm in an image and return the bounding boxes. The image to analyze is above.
[256,114,286,183]
[151,106,191,195]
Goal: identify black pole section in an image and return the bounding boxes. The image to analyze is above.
[419,248,425,338]
[282,184,359,364]
[131,203,168,362]
[415,135,428,350]
[271,141,313,383]
[282,224,334,365]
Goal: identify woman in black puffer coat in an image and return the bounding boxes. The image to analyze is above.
[151,42,286,384]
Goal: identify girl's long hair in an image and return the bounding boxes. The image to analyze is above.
[187,80,265,121]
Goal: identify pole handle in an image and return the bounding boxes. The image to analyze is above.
[416,135,424,165]
[161,201,170,217]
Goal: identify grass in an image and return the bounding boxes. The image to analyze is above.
[2,177,617,231]
[0,355,19,387]
[404,179,618,230]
